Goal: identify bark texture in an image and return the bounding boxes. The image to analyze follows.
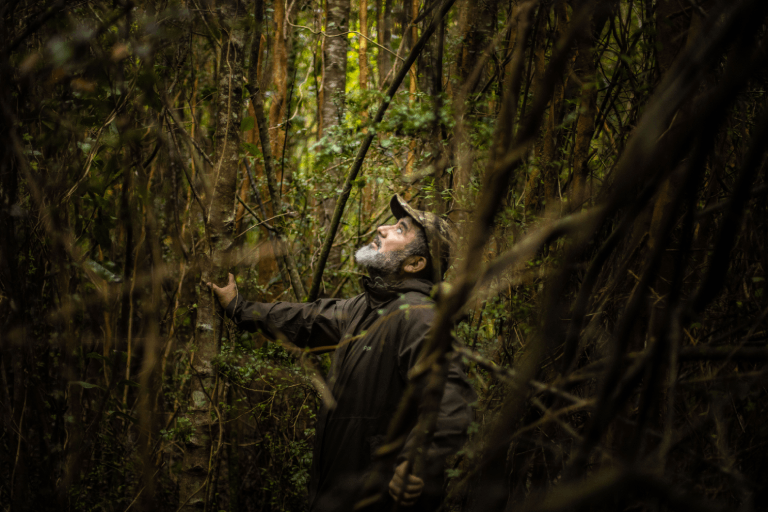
[359,0,369,91]
[178,0,246,508]
[377,0,393,88]
[322,0,351,137]
[268,0,291,166]
[406,0,419,176]
[321,0,351,285]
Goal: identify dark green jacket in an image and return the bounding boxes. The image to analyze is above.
[225,276,475,512]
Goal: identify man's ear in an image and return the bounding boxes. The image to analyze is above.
[402,255,427,275]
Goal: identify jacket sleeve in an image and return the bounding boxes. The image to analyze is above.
[395,307,477,476]
[224,294,348,349]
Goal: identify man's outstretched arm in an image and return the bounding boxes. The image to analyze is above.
[207,273,347,349]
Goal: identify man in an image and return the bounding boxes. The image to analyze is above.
[209,195,475,511]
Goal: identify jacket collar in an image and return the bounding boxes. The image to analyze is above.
[361,275,434,310]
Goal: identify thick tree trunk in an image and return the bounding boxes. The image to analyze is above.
[268,0,290,169]
[320,0,351,287]
[178,0,246,508]
[321,0,351,136]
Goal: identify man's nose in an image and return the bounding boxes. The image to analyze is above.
[377,225,387,237]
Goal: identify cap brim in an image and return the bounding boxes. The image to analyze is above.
[390,194,424,229]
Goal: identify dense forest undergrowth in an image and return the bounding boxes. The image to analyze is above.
[2,0,768,510]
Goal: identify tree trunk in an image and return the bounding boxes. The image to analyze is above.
[321,0,351,136]
[457,0,500,89]
[377,0,393,89]
[406,0,419,176]
[320,0,351,289]
[359,0,369,91]
[570,0,600,208]
[540,0,568,208]
[359,0,375,213]
[448,0,486,216]
[525,3,551,212]
[268,0,291,170]
[137,159,162,510]
[178,0,246,508]
[234,102,260,238]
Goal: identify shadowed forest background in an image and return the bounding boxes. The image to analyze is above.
[2,0,768,510]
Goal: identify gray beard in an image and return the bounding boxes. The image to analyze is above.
[355,244,404,277]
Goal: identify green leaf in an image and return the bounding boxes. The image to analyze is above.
[240,116,255,132]
[243,142,261,157]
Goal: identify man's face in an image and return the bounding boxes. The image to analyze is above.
[373,216,418,254]
[355,217,420,276]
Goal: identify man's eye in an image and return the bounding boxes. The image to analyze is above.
[397,228,403,234]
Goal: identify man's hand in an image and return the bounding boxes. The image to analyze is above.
[388,461,424,506]
[206,273,238,309]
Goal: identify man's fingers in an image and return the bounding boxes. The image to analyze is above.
[400,481,423,492]
[389,461,423,506]
[394,475,423,491]
[388,480,422,505]
[388,489,419,503]
[388,488,420,506]
[204,274,235,294]
[406,475,424,487]
[389,480,421,494]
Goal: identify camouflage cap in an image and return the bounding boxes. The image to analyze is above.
[390,194,455,281]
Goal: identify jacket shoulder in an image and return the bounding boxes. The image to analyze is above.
[389,291,435,328]
[393,289,434,306]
